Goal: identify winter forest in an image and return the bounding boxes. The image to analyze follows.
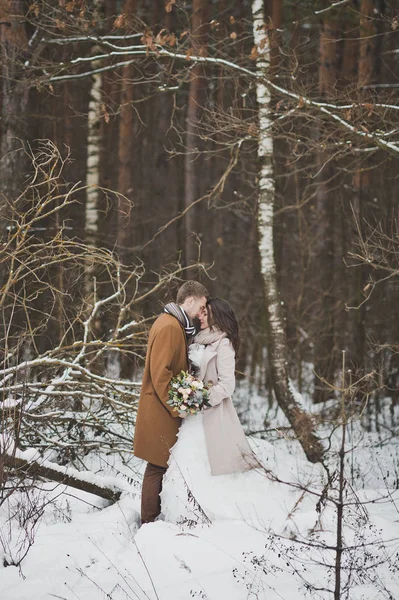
[1,1,399,599]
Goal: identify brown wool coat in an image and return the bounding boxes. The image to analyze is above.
[133,313,188,468]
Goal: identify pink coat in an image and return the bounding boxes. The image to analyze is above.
[200,338,254,476]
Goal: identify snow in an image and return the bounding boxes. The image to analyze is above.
[161,412,318,529]
[1,384,399,599]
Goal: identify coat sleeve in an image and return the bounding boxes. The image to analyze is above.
[149,324,183,418]
[208,339,236,407]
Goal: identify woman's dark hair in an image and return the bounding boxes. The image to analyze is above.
[207,297,240,357]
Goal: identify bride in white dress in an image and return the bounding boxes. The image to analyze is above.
[161,298,280,527]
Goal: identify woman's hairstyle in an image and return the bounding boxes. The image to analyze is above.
[207,297,240,357]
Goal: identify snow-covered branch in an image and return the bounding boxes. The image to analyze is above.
[42,37,399,156]
[314,0,350,15]
[3,451,130,503]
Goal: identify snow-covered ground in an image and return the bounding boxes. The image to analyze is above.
[1,382,399,600]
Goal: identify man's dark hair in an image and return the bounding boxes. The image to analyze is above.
[176,281,209,304]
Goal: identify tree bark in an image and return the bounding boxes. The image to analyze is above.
[0,1,30,206]
[346,0,376,372]
[267,0,282,77]
[86,72,102,246]
[312,19,338,403]
[184,0,209,270]
[252,0,324,463]
[358,0,377,90]
[117,0,136,263]
[116,0,137,378]
[2,453,122,503]
[97,0,120,373]
[98,0,120,248]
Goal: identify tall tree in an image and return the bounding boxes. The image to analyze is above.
[98,0,120,251]
[346,0,377,372]
[184,0,209,269]
[251,0,324,463]
[117,0,137,264]
[0,1,30,205]
[114,0,137,378]
[312,18,338,403]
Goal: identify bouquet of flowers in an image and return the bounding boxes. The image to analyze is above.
[167,370,212,415]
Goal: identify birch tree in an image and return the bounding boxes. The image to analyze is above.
[85,0,104,251]
[251,0,324,463]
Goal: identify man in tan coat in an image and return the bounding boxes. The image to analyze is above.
[134,280,208,524]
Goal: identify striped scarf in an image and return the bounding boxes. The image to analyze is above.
[163,302,196,338]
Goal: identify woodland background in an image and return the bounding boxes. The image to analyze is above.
[1,4,399,596]
[0,0,398,413]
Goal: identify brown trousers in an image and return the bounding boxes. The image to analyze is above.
[141,462,167,524]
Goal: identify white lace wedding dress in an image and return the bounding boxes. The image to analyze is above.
[160,412,287,527]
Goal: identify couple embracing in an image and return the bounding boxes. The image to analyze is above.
[134,281,253,525]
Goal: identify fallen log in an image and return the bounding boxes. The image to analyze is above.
[2,453,123,503]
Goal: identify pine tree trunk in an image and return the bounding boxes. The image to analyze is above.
[346,0,376,372]
[115,0,137,378]
[312,19,338,403]
[96,0,121,377]
[251,0,324,463]
[98,0,120,245]
[0,1,30,205]
[338,27,363,372]
[117,0,136,263]
[184,0,209,269]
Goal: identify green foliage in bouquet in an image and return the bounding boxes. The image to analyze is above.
[167,371,212,415]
